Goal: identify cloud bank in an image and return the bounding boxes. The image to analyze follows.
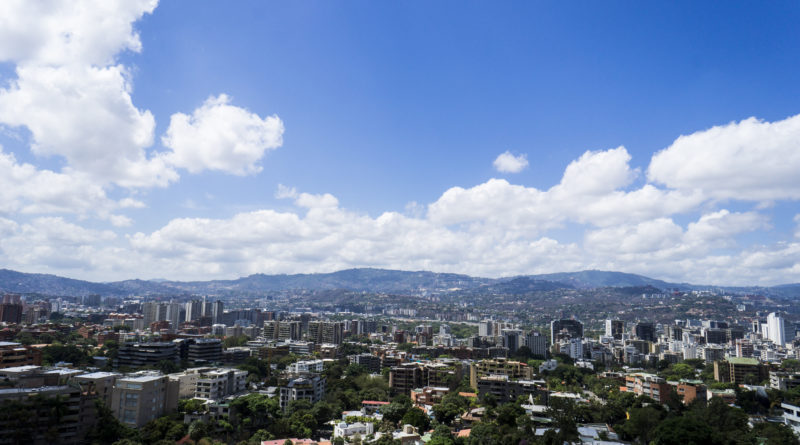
[0,2,799,286]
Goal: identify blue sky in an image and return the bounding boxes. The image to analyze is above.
[1,1,800,285]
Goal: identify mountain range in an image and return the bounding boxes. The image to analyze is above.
[0,267,798,298]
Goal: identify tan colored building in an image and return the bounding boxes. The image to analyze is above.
[111,372,169,427]
[0,341,41,368]
[410,386,450,405]
[469,358,533,388]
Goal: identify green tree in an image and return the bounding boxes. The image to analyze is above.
[189,420,210,442]
[382,397,411,425]
[620,405,664,444]
[87,400,136,444]
[401,407,430,431]
[178,398,206,414]
[751,421,800,445]
[652,416,714,445]
[545,397,581,444]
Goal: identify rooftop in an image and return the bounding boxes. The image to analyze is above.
[0,365,41,373]
[75,371,120,379]
[727,357,761,366]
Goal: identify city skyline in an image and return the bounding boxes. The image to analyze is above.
[1,2,800,285]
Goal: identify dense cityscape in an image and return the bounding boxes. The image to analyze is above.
[3,1,800,444]
[0,268,798,444]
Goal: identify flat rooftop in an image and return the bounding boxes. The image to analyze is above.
[75,371,120,379]
[0,365,41,373]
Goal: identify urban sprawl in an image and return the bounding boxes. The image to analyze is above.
[0,287,798,445]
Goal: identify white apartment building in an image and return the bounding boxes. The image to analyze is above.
[767,312,786,346]
[287,359,324,374]
[782,402,800,436]
[195,369,248,400]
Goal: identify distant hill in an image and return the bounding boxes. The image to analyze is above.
[526,270,681,289]
[0,269,123,296]
[482,276,574,294]
[0,267,797,298]
[154,268,494,294]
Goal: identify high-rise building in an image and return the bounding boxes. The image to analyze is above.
[264,320,302,341]
[479,320,493,337]
[605,319,625,340]
[142,301,159,327]
[550,319,583,345]
[83,294,102,307]
[524,330,548,358]
[735,340,754,358]
[633,322,656,342]
[502,329,521,354]
[165,301,181,331]
[308,321,345,344]
[0,294,23,324]
[185,300,202,322]
[212,300,224,324]
[566,338,583,360]
[768,312,786,346]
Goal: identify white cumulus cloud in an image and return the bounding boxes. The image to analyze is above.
[648,113,800,201]
[0,0,176,189]
[493,151,529,173]
[162,94,284,175]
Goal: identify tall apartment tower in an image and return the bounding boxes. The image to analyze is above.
[479,320,493,337]
[142,301,159,327]
[767,312,786,346]
[185,300,202,322]
[633,322,656,342]
[166,301,181,330]
[550,319,583,345]
[605,319,625,340]
[212,300,224,324]
[525,330,548,358]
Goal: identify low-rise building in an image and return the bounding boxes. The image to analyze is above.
[0,342,41,368]
[410,386,450,405]
[782,402,800,436]
[114,342,178,369]
[469,358,532,388]
[279,374,326,410]
[187,339,223,365]
[195,368,248,400]
[770,370,800,391]
[476,375,545,404]
[622,373,672,403]
[287,359,324,375]
[350,353,382,374]
[333,420,374,440]
[672,380,706,404]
